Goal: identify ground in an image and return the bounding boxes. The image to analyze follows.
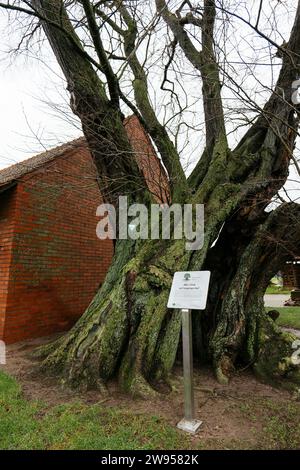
[264,300,300,332]
[1,330,300,450]
[265,286,291,295]
[274,307,300,330]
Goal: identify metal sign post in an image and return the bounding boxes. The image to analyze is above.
[167,271,211,434]
[177,308,202,434]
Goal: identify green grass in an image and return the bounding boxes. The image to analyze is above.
[0,371,188,450]
[1,370,300,450]
[265,286,291,295]
[239,398,300,450]
[265,306,300,329]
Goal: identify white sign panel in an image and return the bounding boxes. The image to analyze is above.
[167,271,211,310]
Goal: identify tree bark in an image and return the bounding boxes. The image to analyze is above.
[35,200,300,395]
[18,1,300,394]
[32,0,149,207]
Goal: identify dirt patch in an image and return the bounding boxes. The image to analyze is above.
[1,335,299,449]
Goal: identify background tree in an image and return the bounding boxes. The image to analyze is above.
[0,0,300,395]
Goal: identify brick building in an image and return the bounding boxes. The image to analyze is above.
[282,258,300,289]
[0,116,168,344]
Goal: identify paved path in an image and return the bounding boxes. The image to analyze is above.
[264,294,290,308]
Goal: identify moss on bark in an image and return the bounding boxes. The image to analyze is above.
[254,317,300,391]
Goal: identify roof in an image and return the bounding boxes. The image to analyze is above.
[0,116,143,190]
[0,115,169,201]
[0,137,85,190]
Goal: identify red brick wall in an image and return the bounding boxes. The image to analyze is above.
[0,187,17,339]
[1,117,170,344]
[124,116,170,203]
[3,148,113,343]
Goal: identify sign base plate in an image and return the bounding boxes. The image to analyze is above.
[177,418,202,434]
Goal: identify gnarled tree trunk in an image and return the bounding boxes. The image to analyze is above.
[8,0,299,394]
[36,200,300,395]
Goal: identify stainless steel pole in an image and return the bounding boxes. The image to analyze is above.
[177,309,202,433]
[181,308,194,420]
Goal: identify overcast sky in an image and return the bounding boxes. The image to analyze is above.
[0,10,81,170]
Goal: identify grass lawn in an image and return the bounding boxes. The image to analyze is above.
[265,306,300,329]
[265,286,291,295]
[1,369,300,449]
[0,371,188,450]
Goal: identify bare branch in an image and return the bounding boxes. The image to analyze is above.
[156,0,226,162]
[81,0,120,107]
[116,0,188,201]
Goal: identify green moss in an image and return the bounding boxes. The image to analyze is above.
[254,317,300,390]
[147,265,173,288]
